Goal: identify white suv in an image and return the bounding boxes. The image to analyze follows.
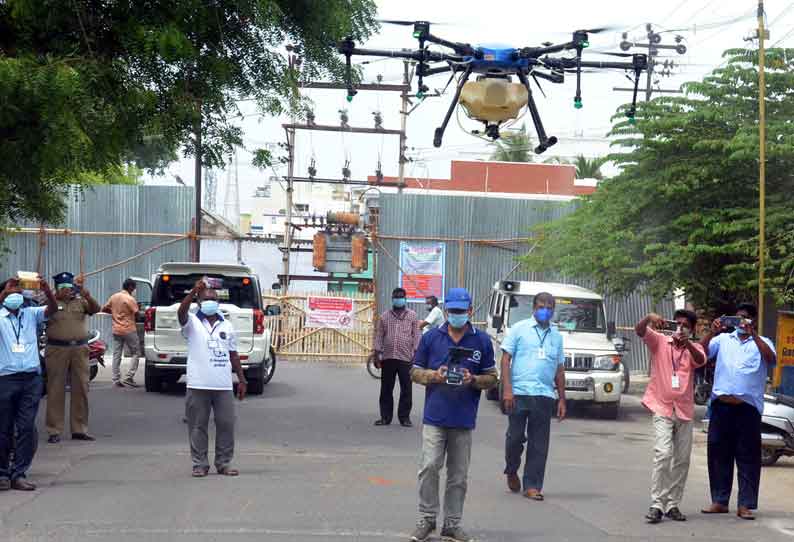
[140,262,276,394]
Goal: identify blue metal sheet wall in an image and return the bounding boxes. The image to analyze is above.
[1,185,194,344]
[375,193,674,373]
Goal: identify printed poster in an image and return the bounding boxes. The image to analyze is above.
[306,296,354,329]
[399,242,445,303]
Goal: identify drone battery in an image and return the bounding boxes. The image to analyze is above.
[459,79,528,123]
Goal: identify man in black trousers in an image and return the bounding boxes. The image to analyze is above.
[371,288,421,427]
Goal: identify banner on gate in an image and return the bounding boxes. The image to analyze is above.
[399,242,445,303]
[306,296,355,329]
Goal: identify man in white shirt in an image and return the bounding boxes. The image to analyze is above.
[420,296,445,335]
[178,280,247,478]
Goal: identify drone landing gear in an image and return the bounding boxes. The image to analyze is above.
[517,71,557,154]
[433,66,473,148]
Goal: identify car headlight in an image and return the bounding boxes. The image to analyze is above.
[593,355,621,371]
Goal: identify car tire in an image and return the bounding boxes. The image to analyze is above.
[761,446,781,466]
[247,365,265,395]
[262,348,276,386]
[601,401,620,420]
[621,363,630,394]
[145,365,162,393]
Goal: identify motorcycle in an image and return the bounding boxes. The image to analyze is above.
[694,360,714,406]
[761,392,794,466]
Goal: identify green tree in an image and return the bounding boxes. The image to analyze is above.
[490,124,533,163]
[523,48,794,311]
[0,0,378,225]
[543,155,607,179]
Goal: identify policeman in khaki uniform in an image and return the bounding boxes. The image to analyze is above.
[45,272,101,443]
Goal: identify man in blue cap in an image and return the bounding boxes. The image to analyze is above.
[409,288,497,542]
[45,272,101,443]
[0,276,57,490]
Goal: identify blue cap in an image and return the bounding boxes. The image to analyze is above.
[445,288,472,310]
[53,272,74,285]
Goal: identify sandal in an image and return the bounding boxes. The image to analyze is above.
[524,489,544,501]
[737,508,755,521]
[217,466,239,476]
[192,467,209,478]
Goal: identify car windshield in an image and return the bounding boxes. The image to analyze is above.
[151,273,260,309]
[507,294,606,333]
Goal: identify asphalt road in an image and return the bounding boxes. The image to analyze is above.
[2,361,793,542]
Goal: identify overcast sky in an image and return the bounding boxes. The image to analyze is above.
[150,0,791,216]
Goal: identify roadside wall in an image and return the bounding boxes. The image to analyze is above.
[1,185,193,343]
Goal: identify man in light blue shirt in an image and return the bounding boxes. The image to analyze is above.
[0,277,57,491]
[700,302,776,521]
[500,292,566,501]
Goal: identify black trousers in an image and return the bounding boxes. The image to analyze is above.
[379,359,412,423]
[504,395,555,491]
[707,399,762,509]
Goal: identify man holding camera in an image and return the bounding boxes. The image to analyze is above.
[700,303,776,520]
[500,292,566,502]
[635,310,706,523]
[409,288,496,542]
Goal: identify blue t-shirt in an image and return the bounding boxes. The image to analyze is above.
[500,317,564,399]
[413,323,496,430]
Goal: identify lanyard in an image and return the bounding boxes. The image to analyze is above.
[8,312,23,344]
[534,326,550,348]
[669,344,686,374]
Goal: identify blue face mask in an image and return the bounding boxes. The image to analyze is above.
[392,298,407,309]
[447,313,469,329]
[3,293,24,311]
[534,307,554,323]
[200,300,220,316]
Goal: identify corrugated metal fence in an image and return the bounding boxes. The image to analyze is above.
[1,185,193,343]
[374,193,674,374]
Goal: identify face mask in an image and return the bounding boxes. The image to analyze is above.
[534,307,553,323]
[200,300,220,316]
[447,313,469,329]
[3,293,24,311]
[392,298,407,309]
[737,323,750,336]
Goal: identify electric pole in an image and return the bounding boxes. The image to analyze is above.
[757,0,767,334]
[397,60,410,192]
[613,24,687,100]
[193,110,202,262]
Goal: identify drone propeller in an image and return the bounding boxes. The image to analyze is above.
[576,25,623,34]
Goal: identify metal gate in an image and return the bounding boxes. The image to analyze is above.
[264,290,375,362]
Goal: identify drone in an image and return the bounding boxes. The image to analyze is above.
[338,21,648,153]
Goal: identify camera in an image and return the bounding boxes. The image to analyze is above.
[720,316,744,329]
[445,346,474,386]
[661,320,678,332]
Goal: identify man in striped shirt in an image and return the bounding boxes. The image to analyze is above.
[372,287,421,427]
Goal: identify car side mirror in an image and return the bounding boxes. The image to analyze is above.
[607,321,616,340]
[271,282,281,291]
[265,304,281,316]
[492,315,504,332]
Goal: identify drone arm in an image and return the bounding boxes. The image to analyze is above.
[424,33,477,57]
[418,64,455,77]
[532,70,564,84]
[517,70,557,154]
[518,41,576,58]
[433,65,472,147]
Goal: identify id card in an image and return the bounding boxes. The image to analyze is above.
[537,347,546,360]
[11,343,25,354]
[671,374,680,390]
